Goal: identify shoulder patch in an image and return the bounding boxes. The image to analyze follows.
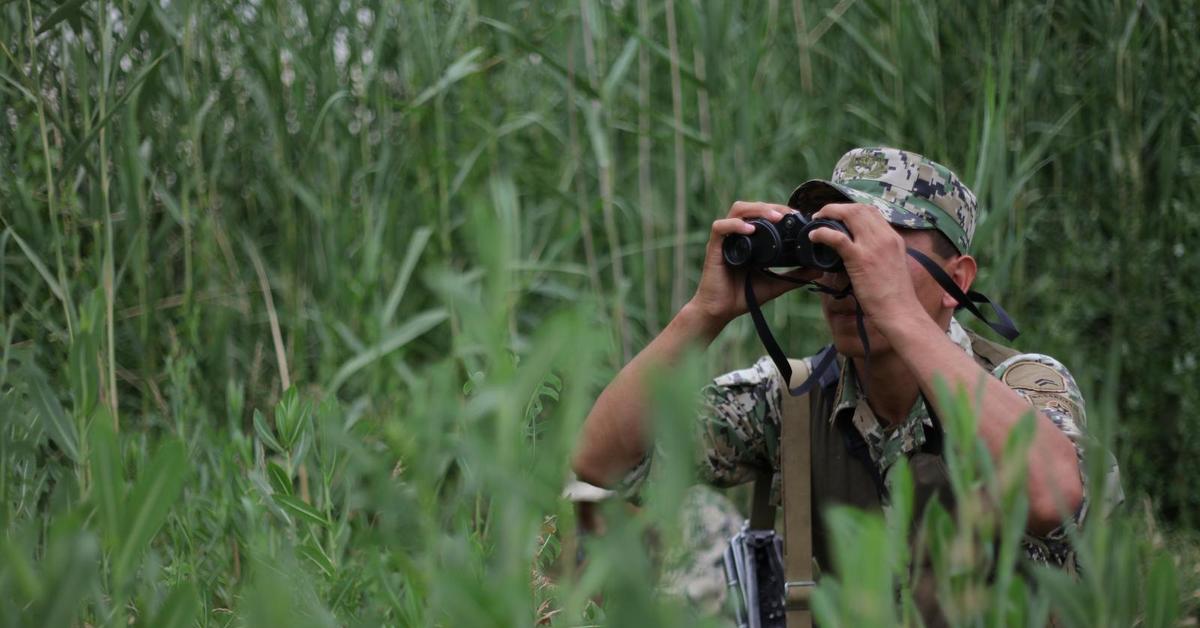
[1025,392,1083,420]
[1001,361,1067,393]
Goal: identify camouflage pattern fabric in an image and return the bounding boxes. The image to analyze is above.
[617,318,1124,570]
[659,486,746,618]
[787,147,978,253]
[991,352,1126,566]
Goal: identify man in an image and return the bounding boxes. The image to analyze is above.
[571,147,1121,610]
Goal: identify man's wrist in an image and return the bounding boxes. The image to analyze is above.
[677,299,729,343]
[875,306,942,352]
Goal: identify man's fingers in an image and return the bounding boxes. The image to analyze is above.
[728,201,794,221]
[807,224,853,251]
[811,202,876,231]
[711,217,756,237]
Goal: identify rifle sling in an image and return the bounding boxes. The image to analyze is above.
[780,363,815,628]
[749,358,815,628]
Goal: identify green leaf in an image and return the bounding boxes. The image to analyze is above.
[1036,567,1092,628]
[582,105,611,169]
[143,582,199,628]
[0,536,42,603]
[113,440,188,587]
[35,0,89,35]
[226,379,245,427]
[35,534,99,628]
[254,409,284,453]
[5,227,67,311]
[274,386,304,450]
[381,226,434,327]
[88,415,123,548]
[1143,554,1179,628]
[267,461,292,497]
[298,539,336,578]
[328,309,449,392]
[68,292,103,418]
[61,50,173,174]
[274,494,331,528]
[27,366,79,462]
[408,48,486,110]
[478,18,600,100]
[601,37,639,101]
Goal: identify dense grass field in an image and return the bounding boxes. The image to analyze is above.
[2,0,1199,625]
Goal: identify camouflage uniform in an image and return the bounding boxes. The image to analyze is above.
[658,485,746,616]
[609,147,1122,608]
[667,318,1123,566]
[621,319,1123,619]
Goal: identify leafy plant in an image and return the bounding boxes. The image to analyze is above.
[0,0,1196,625]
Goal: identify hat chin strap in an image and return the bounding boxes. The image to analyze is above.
[744,248,1020,398]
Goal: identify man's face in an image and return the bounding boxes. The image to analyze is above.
[819,228,961,358]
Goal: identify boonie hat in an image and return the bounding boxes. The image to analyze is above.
[787,147,978,253]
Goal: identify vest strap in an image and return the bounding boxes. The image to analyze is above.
[780,360,814,627]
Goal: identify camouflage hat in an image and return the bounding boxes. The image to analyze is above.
[787,147,978,253]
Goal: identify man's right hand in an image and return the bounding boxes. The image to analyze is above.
[573,201,821,489]
[689,201,823,327]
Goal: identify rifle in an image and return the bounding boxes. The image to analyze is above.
[723,524,787,628]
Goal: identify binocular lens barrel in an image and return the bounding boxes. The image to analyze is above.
[721,215,847,271]
[721,219,781,267]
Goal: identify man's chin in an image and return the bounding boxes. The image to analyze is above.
[830,335,867,358]
[827,326,890,358]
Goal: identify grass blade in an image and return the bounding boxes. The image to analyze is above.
[144,582,199,628]
[114,439,188,587]
[328,308,448,393]
[408,47,485,110]
[34,0,88,35]
[4,226,66,305]
[1143,554,1179,628]
[35,534,99,628]
[26,366,79,462]
[61,50,173,175]
[381,226,434,327]
[88,416,122,547]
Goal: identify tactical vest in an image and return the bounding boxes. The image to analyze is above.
[765,330,1019,627]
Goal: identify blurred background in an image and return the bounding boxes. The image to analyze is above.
[2,0,1198,625]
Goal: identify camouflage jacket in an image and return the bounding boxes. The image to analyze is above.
[621,318,1124,568]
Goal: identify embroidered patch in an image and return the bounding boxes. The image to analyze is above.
[847,153,888,179]
[1001,362,1067,393]
[1025,392,1082,421]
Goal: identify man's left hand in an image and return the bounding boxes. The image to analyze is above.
[807,203,923,323]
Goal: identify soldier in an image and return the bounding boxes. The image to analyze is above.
[570,147,1123,620]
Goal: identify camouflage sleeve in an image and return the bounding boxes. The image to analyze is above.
[613,355,790,498]
[695,355,787,488]
[992,353,1125,563]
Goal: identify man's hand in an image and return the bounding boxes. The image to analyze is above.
[574,200,823,489]
[806,203,923,322]
[690,201,821,327]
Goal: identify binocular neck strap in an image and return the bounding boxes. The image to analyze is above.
[743,249,1021,398]
[743,275,840,397]
[904,248,1020,342]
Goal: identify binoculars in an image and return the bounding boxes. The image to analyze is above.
[722,213,850,271]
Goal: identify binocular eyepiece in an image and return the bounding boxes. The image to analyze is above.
[722,213,849,271]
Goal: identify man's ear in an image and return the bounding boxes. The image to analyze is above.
[940,254,978,309]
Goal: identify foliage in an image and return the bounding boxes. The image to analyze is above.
[1,0,1198,625]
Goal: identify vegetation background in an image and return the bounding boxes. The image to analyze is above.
[1,0,1198,625]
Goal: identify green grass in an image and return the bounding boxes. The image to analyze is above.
[1,0,1198,625]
